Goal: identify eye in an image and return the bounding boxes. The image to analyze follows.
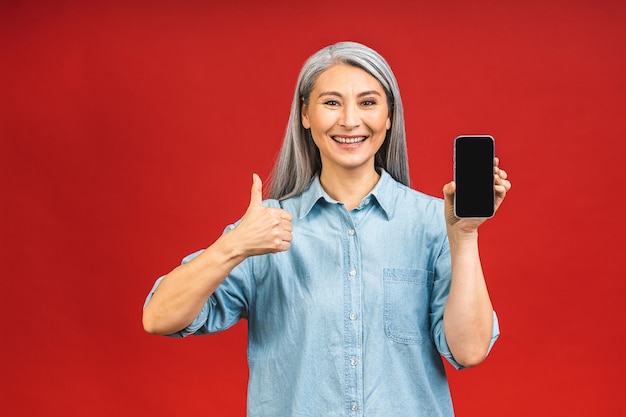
[323,100,340,106]
[361,99,377,106]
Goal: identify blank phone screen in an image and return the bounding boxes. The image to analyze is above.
[454,136,495,218]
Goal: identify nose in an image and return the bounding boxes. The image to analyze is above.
[339,102,360,129]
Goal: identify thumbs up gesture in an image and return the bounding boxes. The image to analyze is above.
[231,173,293,256]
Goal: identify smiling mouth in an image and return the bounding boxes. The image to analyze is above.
[332,136,367,144]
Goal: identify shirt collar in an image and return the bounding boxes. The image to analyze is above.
[298,169,397,220]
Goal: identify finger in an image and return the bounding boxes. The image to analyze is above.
[278,208,293,222]
[270,230,293,253]
[279,229,293,242]
[280,219,293,233]
[273,241,291,253]
[442,181,456,199]
[495,177,511,193]
[249,173,264,208]
[494,171,511,190]
[266,207,293,222]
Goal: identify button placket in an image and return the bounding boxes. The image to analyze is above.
[341,211,363,417]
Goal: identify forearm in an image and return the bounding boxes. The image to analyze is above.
[142,231,247,335]
[443,230,494,367]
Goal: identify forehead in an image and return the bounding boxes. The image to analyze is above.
[312,64,383,94]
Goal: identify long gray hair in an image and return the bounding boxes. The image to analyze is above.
[268,41,410,200]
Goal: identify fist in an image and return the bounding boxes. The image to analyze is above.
[233,173,293,256]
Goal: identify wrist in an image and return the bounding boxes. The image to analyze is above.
[213,230,249,265]
[447,226,479,248]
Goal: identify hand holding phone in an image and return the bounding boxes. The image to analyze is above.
[454,135,495,218]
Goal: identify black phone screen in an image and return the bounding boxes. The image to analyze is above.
[454,135,495,218]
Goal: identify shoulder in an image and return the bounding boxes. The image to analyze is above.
[263,197,297,212]
[376,169,442,210]
[263,181,318,220]
[398,181,442,204]
[386,177,444,213]
[387,181,446,230]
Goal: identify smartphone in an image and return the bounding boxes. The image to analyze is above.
[454,135,495,218]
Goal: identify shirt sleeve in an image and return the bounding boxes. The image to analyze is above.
[143,229,255,338]
[429,237,500,370]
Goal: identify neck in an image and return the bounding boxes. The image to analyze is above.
[319,166,380,211]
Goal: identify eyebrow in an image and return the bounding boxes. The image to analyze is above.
[318,90,383,98]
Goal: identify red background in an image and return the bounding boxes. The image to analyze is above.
[2,1,625,415]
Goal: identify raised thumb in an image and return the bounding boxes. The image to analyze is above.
[249,173,264,208]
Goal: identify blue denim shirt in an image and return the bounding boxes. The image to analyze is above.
[146,170,499,417]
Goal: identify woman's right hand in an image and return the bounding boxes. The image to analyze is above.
[229,173,293,256]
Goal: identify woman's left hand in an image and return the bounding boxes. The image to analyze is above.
[443,157,511,233]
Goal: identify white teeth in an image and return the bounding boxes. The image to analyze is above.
[333,136,366,144]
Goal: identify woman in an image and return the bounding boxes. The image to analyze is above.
[143,41,511,417]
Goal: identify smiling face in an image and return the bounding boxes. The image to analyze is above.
[301,64,391,179]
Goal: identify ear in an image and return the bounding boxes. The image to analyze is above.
[386,116,391,130]
[301,100,311,129]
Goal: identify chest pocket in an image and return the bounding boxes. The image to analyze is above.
[383,268,434,344]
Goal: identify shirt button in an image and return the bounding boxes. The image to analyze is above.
[349,312,357,321]
[350,358,358,366]
[351,403,358,411]
[349,269,356,277]
[348,229,355,236]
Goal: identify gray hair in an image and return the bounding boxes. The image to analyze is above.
[268,41,410,200]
